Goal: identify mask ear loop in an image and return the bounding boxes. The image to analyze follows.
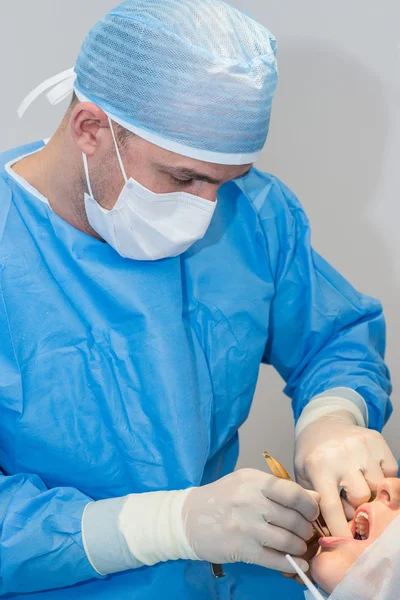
[82,116,127,198]
[108,116,128,184]
[82,152,94,198]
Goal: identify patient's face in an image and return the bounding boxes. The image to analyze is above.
[311,478,400,594]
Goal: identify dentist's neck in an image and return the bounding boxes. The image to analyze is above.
[12,126,99,239]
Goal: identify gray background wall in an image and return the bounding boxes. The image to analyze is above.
[2,1,400,477]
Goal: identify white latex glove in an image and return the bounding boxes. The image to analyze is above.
[182,468,320,573]
[294,410,398,538]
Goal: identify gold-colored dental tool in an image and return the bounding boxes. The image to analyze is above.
[263,451,331,538]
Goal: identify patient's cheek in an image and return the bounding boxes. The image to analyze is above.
[311,550,352,595]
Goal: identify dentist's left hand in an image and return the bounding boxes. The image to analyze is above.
[295,411,398,538]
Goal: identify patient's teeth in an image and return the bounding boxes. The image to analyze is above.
[356,511,369,521]
[354,510,370,540]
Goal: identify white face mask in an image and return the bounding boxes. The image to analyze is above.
[83,118,217,261]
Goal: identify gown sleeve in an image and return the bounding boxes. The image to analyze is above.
[0,470,104,594]
[257,175,392,431]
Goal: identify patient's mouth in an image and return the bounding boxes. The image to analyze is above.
[319,506,372,548]
[351,503,372,542]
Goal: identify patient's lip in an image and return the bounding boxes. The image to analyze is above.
[319,536,354,548]
[353,503,372,522]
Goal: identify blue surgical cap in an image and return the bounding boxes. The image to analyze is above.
[17,0,278,165]
[73,0,278,164]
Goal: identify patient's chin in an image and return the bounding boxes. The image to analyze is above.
[310,549,345,595]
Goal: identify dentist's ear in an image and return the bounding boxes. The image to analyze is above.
[70,102,110,156]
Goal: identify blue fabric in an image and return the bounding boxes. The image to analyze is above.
[74,0,278,156]
[0,142,391,598]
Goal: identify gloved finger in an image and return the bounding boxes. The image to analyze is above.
[341,495,356,521]
[252,546,309,574]
[307,490,321,503]
[257,522,307,556]
[280,532,319,585]
[281,571,307,586]
[264,477,320,522]
[295,477,322,506]
[263,503,315,541]
[295,473,313,490]
[282,570,316,587]
[341,470,372,507]
[294,574,307,587]
[362,460,386,492]
[311,477,352,538]
[381,447,399,478]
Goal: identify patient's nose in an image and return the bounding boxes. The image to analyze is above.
[376,478,400,509]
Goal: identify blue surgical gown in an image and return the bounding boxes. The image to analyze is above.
[0,142,392,598]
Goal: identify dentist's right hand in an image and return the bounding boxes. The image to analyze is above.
[182,468,320,573]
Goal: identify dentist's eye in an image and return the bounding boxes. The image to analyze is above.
[170,177,194,187]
